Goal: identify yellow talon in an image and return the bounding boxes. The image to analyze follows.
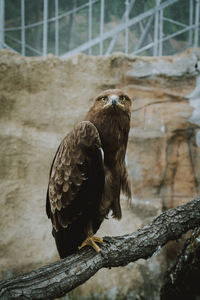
[79,236,103,253]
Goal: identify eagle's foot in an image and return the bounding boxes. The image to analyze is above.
[79,236,103,253]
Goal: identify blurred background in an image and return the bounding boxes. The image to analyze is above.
[0,0,199,58]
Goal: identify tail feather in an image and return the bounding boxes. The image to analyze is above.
[52,225,86,258]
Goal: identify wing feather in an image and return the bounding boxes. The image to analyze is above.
[46,121,103,230]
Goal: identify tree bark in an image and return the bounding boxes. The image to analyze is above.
[1,198,200,300]
[160,227,200,300]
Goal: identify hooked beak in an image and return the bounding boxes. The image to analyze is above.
[112,99,117,108]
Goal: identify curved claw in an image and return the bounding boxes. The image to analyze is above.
[79,236,103,253]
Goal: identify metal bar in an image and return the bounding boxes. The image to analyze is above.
[55,0,59,55]
[153,0,160,56]
[162,16,188,27]
[0,0,4,49]
[21,0,25,55]
[5,23,43,31]
[125,0,129,54]
[4,42,19,53]
[5,33,42,55]
[194,0,200,48]
[100,0,104,55]
[106,0,136,55]
[68,0,76,51]
[5,0,99,32]
[159,8,163,56]
[133,42,155,55]
[4,0,176,32]
[133,15,153,52]
[64,22,199,59]
[189,0,193,45]
[48,0,98,23]
[5,27,21,32]
[88,0,92,54]
[61,0,179,57]
[43,0,48,56]
[162,23,199,42]
[133,21,200,55]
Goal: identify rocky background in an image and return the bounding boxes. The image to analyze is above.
[0,49,200,299]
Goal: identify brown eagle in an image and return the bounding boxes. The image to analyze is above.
[46,89,132,258]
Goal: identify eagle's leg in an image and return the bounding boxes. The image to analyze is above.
[78,222,103,253]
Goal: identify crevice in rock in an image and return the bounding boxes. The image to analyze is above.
[132,98,188,113]
[187,133,199,196]
[157,128,197,211]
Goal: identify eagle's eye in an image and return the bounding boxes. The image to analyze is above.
[120,96,126,104]
[100,97,107,102]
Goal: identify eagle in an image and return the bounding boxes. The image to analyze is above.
[46,89,132,258]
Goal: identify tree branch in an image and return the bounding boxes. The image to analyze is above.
[1,198,200,300]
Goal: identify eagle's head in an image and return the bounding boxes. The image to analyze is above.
[93,89,132,116]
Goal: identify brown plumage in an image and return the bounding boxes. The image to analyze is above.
[46,89,132,258]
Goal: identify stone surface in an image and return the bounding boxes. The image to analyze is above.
[0,49,200,298]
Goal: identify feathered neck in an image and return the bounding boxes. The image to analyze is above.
[85,106,130,166]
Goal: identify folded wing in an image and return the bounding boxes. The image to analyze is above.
[46,121,105,233]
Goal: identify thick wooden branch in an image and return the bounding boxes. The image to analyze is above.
[1,198,200,300]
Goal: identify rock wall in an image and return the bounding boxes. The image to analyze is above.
[0,49,200,298]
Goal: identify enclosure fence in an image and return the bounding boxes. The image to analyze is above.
[0,0,199,57]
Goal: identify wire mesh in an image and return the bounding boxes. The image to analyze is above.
[0,0,199,57]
